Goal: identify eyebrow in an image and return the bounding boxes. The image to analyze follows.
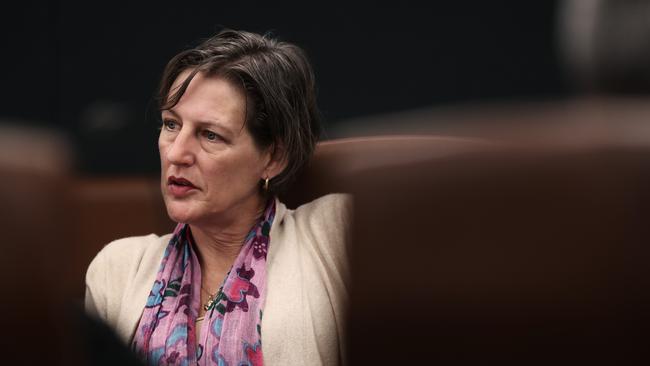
[163,109,235,138]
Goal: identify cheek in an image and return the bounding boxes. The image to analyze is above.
[158,135,166,154]
[203,156,260,191]
[158,140,169,166]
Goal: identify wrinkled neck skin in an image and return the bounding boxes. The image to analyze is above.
[189,197,266,290]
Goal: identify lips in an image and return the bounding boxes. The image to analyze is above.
[168,176,197,188]
[167,175,198,197]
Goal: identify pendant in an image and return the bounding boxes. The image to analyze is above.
[204,294,215,311]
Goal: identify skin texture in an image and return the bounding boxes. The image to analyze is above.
[158,70,286,327]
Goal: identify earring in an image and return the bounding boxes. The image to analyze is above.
[263,177,269,191]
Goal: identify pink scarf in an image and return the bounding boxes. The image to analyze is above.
[132,200,276,365]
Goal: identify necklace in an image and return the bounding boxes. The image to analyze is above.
[196,284,222,322]
[201,285,220,311]
[197,269,231,322]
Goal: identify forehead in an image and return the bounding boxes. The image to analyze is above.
[166,70,247,129]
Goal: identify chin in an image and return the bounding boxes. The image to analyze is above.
[164,202,197,224]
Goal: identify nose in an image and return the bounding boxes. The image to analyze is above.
[165,129,196,166]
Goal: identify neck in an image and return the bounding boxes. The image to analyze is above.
[189,196,268,287]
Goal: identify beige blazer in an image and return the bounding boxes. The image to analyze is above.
[85,194,351,365]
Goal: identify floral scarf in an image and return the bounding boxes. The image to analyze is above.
[132,200,276,365]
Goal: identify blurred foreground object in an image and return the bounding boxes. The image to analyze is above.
[348,135,650,364]
[559,0,650,93]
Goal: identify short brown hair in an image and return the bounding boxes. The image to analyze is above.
[158,29,321,195]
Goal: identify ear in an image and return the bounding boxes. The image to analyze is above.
[262,143,288,179]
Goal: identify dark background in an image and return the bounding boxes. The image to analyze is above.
[1,1,568,175]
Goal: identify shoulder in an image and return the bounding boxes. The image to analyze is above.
[90,233,170,271]
[85,233,171,320]
[279,193,353,266]
[291,193,353,229]
[273,193,352,242]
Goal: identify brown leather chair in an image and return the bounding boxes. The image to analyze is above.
[0,126,88,364]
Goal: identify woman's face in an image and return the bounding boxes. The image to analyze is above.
[159,70,273,226]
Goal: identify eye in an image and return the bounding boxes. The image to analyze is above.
[202,129,221,142]
[162,119,179,131]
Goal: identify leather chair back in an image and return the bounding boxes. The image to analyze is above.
[281,135,492,208]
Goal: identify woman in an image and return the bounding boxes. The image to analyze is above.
[85,29,351,366]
